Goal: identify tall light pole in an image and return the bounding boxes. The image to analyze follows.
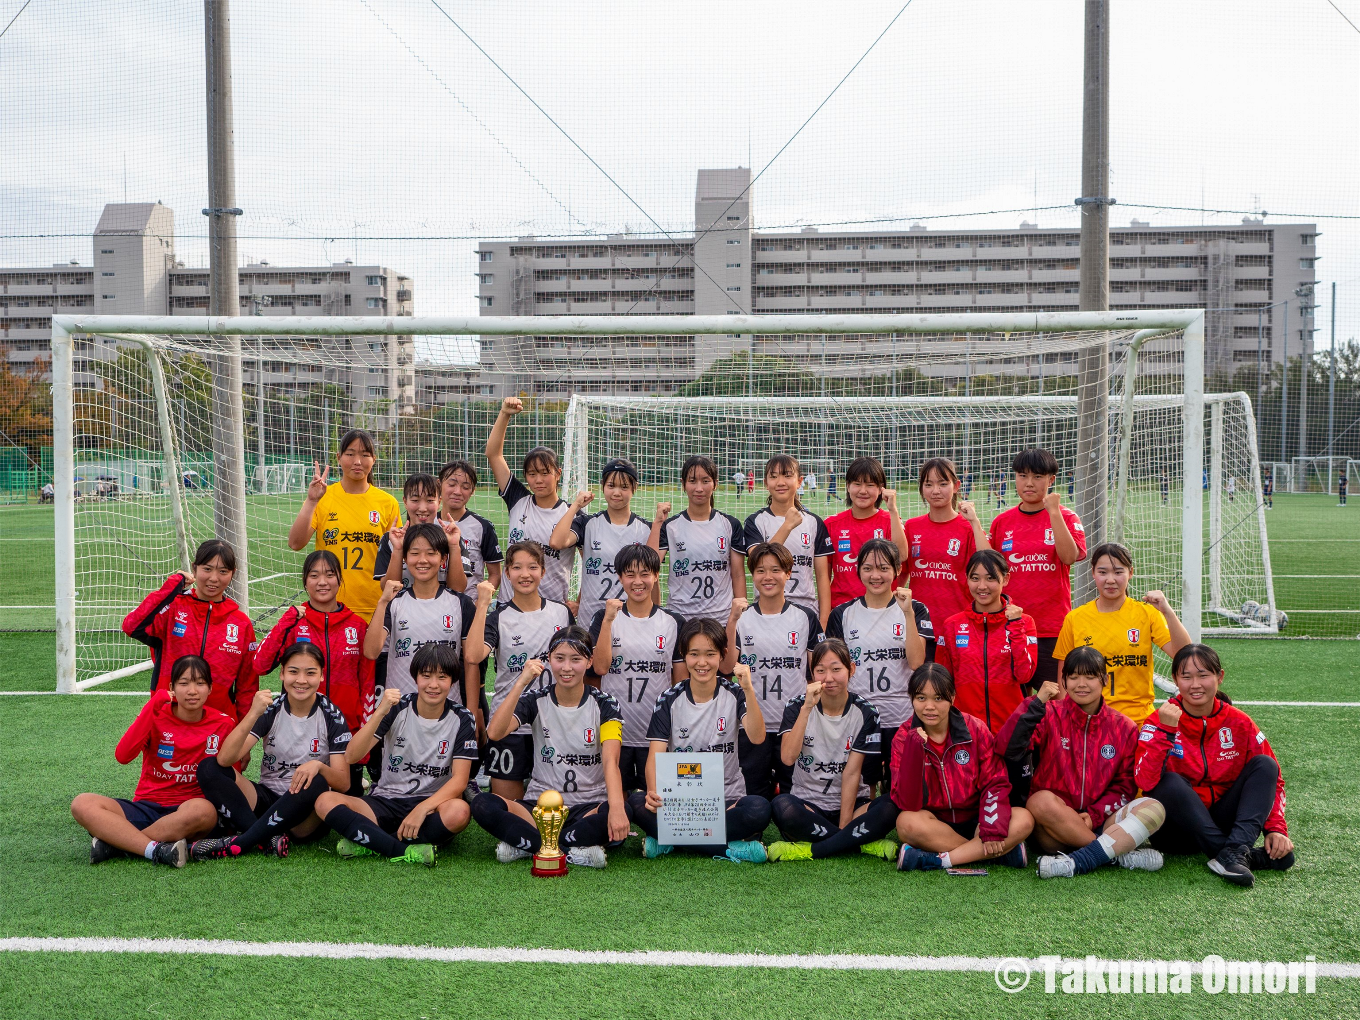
[1295,283,1318,462]
[1328,281,1337,494]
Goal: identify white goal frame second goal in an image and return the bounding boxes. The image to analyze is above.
[52,309,1208,694]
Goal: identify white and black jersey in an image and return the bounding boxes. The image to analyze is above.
[589,604,686,747]
[658,509,747,621]
[371,694,480,800]
[513,684,624,806]
[742,508,834,611]
[250,694,351,795]
[648,677,749,800]
[500,476,574,603]
[382,585,477,699]
[484,598,574,732]
[825,596,931,728]
[372,529,447,587]
[735,601,824,732]
[446,510,503,592]
[572,510,651,627]
[778,693,880,811]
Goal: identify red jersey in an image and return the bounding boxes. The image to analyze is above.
[987,504,1086,636]
[824,508,907,607]
[123,574,259,720]
[1135,696,1288,836]
[902,513,976,632]
[998,694,1137,821]
[254,602,376,734]
[114,690,235,805]
[934,598,1038,733]
[890,708,1012,841]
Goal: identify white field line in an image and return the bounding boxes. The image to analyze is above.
[1,937,1357,978]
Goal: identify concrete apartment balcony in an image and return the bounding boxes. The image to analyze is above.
[807,249,868,263]
[568,301,615,314]
[1030,269,1079,283]
[864,271,917,284]
[753,248,808,262]
[754,295,810,310]
[570,257,614,270]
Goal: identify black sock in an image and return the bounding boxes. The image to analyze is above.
[197,757,257,831]
[625,791,658,839]
[416,812,455,846]
[232,778,326,852]
[771,793,842,843]
[561,800,634,848]
[326,804,405,858]
[471,793,540,853]
[810,795,898,859]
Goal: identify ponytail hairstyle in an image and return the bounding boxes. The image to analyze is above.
[918,456,963,512]
[907,662,956,703]
[192,538,237,573]
[965,548,1010,581]
[278,641,326,672]
[1061,645,1107,684]
[522,446,562,480]
[680,455,720,511]
[763,454,804,510]
[1089,542,1134,574]
[302,548,342,584]
[1170,643,1230,703]
[337,428,378,483]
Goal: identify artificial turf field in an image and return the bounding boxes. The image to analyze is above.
[1,493,1357,1018]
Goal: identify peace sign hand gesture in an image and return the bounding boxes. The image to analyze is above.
[307,462,330,502]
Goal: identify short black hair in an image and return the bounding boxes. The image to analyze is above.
[1172,643,1223,678]
[908,662,956,702]
[966,548,1010,580]
[403,472,439,500]
[439,459,478,487]
[169,654,212,687]
[678,616,727,657]
[410,642,461,682]
[548,625,595,659]
[193,538,236,572]
[1011,448,1060,476]
[1089,542,1134,573]
[302,549,341,581]
[747,541,794,574]
[522,446,561,476]
[403,521,450,559]
[856,537,900,573]
[615,542,660,577]
[843,456,887,506]
[1061,645,1107,682]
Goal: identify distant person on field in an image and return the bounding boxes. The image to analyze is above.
[733,469,747,492]
[1262,470,1273,509]
[826,473,837,503]
[41,481,54,503]
[1226,475,1236,503]
[1340,473,1348,507]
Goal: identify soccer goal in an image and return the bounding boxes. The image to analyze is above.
[50,309,1274,693]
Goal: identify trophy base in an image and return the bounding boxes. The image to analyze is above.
[531,852,568,877]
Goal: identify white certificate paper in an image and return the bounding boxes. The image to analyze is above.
[655,751,726,846]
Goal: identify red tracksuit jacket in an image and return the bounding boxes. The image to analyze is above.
[1134,696,1288,835]
[253,603,376,734]
[122,574,258,720]
[890,708,1013,841]
[115,689,236,805]
[933,598,1038,734]
[998,694,1138,821]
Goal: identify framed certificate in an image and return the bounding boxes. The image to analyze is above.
[655,751,726,846]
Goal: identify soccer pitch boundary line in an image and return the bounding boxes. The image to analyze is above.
[2,937,1358,978]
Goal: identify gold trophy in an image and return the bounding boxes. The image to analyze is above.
[531,790,569,877]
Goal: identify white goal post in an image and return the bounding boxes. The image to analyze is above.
[52,308,1244,694]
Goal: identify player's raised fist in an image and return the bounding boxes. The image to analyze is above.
[784,507,803,529]
[729,597,749,618]
[500,396,524,416]
[476,579,497,605]
[573,490,595,508]
[959,500,980,523]
[884,489,899,512]
[252,689,275,713]
[732,662,753,689]
[1043,490,1063,512]
[1142,590,1170,613]
[520,658,547,684]
[1157,700,1183,729]
[893,588,914,611]
[307,462,330,501]
[381,686,403,709]
[1004,602,1023,621]
[1036,680,1061,703]
[654,501,672,520]
[602,599,624,622]
[381,579,404,602]
[805,681,824,707]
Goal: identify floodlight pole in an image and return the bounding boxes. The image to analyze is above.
[1074,0,1111,604]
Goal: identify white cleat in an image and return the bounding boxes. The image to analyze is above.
[495,841,532,863]
[566,845,608,869]
[1037,853,1076,879]
[1117,847,1164,872]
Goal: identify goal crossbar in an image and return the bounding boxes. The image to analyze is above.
[49,310,1206,694]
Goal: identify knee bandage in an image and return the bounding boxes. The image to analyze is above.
[1110,797,1165,848]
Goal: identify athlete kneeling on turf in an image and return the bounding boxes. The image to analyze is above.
[472,626,634,869]
[193,643,354,860]
[890,663,1034,871]
[72,655,234,868]
[627,618,772,863]
[315,644,478,866]
[767,639,900,861]
[998,646,1165,878]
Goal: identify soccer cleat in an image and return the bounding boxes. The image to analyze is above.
[268,834,290,858]
[896,844,943,872]
[1247,845,1295,872]
[720,840,767,864]
[998,841,1028,869]
[495,841,532,863]
[1117,848,1164,872]
[391,843,436,867]
[90,837,125,865]
[858,838,899,860]
[1207,843,1255,887]
[336,837,377,859]
[643,837,674,859]
[190,837,241,862]
[766,841,813,862]
[566,845,608,869]
[1037,853,1076,879]
[151,839,188,868]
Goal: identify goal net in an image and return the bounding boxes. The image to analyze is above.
[51,310,1277,692]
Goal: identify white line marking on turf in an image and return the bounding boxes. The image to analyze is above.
[0,691,146,696]
[1,938,1358,978]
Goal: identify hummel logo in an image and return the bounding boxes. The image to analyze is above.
[268,812,283,826]
[852,823,869,839]
[354,832,370,845]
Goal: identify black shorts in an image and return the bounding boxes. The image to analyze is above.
[116,798,178,829]
[946,816,978,840]
[862,724,902,788]
[1032,636,1059,688]
[364,794,427,833]
[619,745,649,791]
[484,734,534,782]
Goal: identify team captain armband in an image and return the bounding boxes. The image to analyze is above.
[600,719,624,743]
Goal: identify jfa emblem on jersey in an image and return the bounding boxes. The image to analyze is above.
[368,510,381,525]
[716,716,726,733]
[1126,628,1141,644]
[892,623,904,638]
[1218,727,1235,749]
[442,615,455,630]
[583,727,595,744]
[1044,528,1055,546]
[788,631,799,647]
[310,737,322,754]
[716,536,727,552]
[655,635,666,652]
[204,734,219,755]
[953,747,970,765]
[436,740,449,757]
[1100,743,1116,760]
[345,626,358,645]
[225,623,239,644]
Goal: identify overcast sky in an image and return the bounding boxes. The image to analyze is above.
[2,0,1357,354]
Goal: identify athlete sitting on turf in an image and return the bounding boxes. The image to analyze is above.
[314,643,479,866]
[627,618,772,863]
[72,655,235,868]
[767,639,900,861]
[193,642,353,860]
[997,646,1165,879]
[890,663,1034,871]
[472,626,634,869]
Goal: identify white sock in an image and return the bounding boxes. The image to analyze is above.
[939,851,952,868]
[143,841,157,859]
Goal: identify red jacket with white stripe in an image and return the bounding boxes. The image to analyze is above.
[1134,696,1288,836]
[122,574,258,720]
[998,694,1138,821]
[253,602,376,735]
[933,597,1039,734]
[890,708,1012,841]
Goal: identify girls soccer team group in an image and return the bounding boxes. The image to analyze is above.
[71,397,1296,888]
